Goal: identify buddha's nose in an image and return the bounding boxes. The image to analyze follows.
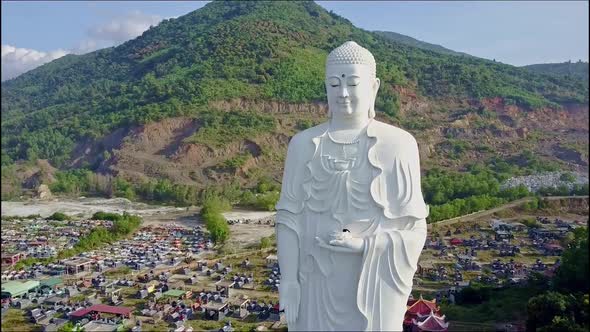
[338,85,349,98]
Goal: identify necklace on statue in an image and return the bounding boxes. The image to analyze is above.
[326,131,362,160]
[327,131,361,145]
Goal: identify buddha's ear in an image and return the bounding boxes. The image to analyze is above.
[373,77,381,92]
[369,78,380,119]
[373,78,381,98]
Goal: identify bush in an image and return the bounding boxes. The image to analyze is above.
[523,197,540,211]
[46,212,70,221]
[559,172,576,183]
[91,211,123,221]
[455,285,492,305]
[522,217,540,229]
[296,119,314,130]
[254,191,280,211]
[223,153,251,170]
[256,178,280,193]
[260,236,273,249]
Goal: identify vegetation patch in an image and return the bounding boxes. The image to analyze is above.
[186,110,276,148]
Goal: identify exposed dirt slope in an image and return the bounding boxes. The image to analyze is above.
[62,96,590,190]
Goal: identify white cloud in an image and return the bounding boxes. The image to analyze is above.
[2,11,166,80]
[71,11,166,54]
[1,44,70,81]
[87,10,163,44]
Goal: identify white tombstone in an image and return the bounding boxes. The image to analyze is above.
[276,41,429,331]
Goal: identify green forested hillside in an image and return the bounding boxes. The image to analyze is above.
[374,30,472,58]
[1,1,588,169]
[522,60,589,82]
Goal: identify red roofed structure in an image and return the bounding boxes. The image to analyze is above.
[449,238,462,246]
[412,311,449,331]
[70,304,133,319]
[404,295,448,332]
[407,295,439,316]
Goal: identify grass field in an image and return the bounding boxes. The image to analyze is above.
[1,309,41,332]
[440,286,541,323]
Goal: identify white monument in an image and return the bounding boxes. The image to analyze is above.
[276,41,429,331]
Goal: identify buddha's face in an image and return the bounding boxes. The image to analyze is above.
[325,64,380,119]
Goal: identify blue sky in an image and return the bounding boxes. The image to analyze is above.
[2,1,588,81]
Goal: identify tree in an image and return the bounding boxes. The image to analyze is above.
[205,212,230,244]
[201,196,231,244]
[553,227,589,293]
[537,316,586,332]
[526,291,570,331]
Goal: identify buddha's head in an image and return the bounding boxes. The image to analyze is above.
[325,41,380,120]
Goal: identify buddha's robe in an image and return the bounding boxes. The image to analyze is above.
[276,120,428,331]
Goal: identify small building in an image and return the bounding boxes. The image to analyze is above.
[494,231,513,241]
[70,304,133,320]
[1,251,27,266]
[508,222,526,232]
[543,243,563,256]
[162,289,188,300]
[215,280,235,297]
[417,262,436,278]
[404,295,440,325]
[412,310,449,331]
[39,277,63,291]
[490,219,510,231]
[202,301,229,321]
[64,258,94,275]
[449,238,462,246]
[230,295,250,319]
[266,255,278,268]
[1,280,40,299]
[43,295,68,307]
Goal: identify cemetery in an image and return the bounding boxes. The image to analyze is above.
[1,197,586,331]
[419,211,586,293]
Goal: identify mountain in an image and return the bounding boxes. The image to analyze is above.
[522,61,589,82]
[374,31,473,58]
[1,0,588,199]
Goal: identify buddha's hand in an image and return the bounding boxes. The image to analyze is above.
[316,236,364,253]
[279,280,300,326]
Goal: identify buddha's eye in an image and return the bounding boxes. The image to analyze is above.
[328,77,340,87]
[348,77,360,86]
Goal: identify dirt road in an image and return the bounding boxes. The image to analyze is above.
[429,195,588,229]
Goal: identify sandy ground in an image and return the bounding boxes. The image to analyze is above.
[222,209,276,221]
[226,223,276,248]
[1,197,184,219]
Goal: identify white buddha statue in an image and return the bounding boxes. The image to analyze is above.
[275,41,429,331]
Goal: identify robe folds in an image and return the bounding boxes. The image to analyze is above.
[276,120,429,331]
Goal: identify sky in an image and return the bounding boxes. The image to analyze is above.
[1,1,588,81]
